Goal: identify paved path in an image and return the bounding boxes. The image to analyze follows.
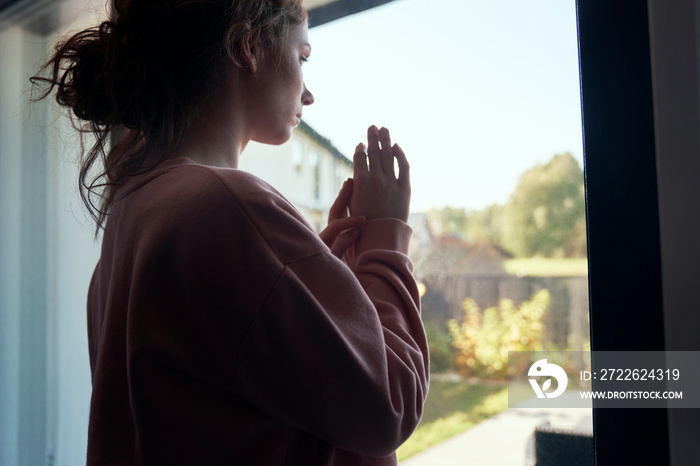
[400,393,592,466]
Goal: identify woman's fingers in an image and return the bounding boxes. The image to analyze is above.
[350,125,411,221]
[394,143,410,190]
[318,215,366,249]
[329,227,360,258]
[366,125,382,173]
[378,127,394,177]
[328,178,353,222]
[353,143,368,179]
[322,216,366,239]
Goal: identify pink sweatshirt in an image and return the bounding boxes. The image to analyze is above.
[87,157,429,465]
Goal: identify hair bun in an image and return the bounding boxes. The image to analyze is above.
[49,20,146,127]
[69,24,116,124]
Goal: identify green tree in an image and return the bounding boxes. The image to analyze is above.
[501,153,586,257]
[424,153,586,258]
[463,203,505,246]
[426,204,506,249]
[426,206,469,238]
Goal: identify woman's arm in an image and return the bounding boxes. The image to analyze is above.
[228,129,427,456]
[231,220,428,457]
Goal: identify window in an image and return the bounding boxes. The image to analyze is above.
[0,1,103,464]
[5,0,690,463]
[292,138,303,173]
[309,149,320,202]
[305,1,591,463]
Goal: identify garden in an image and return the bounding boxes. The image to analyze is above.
[397,287,559,461]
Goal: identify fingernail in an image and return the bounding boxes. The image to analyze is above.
[345,228,359,238]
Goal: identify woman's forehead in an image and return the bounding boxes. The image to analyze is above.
[288,21,310,46]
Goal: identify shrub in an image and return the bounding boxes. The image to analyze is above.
[423,321,454,373]
[448,289,551,378]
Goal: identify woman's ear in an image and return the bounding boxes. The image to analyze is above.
[240,31,262,75]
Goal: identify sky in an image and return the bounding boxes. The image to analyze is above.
[299,0,583,212]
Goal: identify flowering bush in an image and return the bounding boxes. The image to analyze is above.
[448,289,550,378]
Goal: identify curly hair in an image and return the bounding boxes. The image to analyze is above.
[31,0,307,233]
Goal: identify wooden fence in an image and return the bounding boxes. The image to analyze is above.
[419,274,590,351]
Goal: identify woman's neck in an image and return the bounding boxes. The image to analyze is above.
[165,79,250,169]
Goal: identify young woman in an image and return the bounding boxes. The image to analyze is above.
[33,0,429,464]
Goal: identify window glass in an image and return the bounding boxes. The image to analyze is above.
[1,2,105,464]
[304,1,592,463]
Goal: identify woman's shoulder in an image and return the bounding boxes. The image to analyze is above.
[117,158,325,264]
[118,158,279,202]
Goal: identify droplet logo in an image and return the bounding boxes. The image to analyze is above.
[528,359,568,399]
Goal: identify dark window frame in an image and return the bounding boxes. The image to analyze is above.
[577,0,670,464]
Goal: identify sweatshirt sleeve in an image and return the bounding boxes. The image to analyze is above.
[228,177,429,457]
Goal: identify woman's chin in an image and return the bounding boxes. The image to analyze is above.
[255,128,293,146]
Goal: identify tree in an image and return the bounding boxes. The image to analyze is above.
[501,153,586,257]
[426,204,506,247]
[424,153,586,258]
[463,203,505,246]
[426,206,469,238]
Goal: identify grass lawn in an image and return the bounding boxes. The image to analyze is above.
[396,379,508,461]
[503,257,588,277]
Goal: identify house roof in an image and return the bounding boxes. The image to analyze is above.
[297,119,353,167]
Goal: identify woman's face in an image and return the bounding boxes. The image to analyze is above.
[247,21,314,145]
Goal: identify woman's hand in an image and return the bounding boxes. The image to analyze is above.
[319,178,366,258]
[349,126,410,222]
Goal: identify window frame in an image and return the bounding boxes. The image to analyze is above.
[577,0,669,464]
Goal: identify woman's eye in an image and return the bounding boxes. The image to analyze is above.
[300,56,309,64]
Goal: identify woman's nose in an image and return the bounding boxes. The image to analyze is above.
[302,83,314,106]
